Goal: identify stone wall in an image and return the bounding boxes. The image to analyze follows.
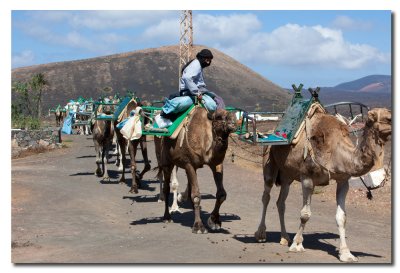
[11,127,62,158]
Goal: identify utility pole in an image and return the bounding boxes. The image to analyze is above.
[179,10,193,80]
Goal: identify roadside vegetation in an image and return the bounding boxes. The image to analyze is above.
[12,73,48,130]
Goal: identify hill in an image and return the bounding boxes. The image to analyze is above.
[11,45,291,112]
[334,75,391,93]
[295,75,392,109]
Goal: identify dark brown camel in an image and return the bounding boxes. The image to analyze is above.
[114,100,151,193]
[92,105,115,181]
[158,106,236,233]
[55,109,65,127]
[254,106,391,262]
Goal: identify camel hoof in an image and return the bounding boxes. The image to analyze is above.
[169,206,181,214]
[129,188,139,194]
[207,216,221,231]
[254,229,267,243]
[102,177,110,182]
[192,223,208,234]
[280,237,290,246]
[193,228,208,234]
[339,249,358,263]
[163,219,173,223]
[289,243,305,252]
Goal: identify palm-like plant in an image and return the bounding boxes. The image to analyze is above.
[30,73,48,119]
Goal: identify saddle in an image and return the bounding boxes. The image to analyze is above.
[142,104,196,139]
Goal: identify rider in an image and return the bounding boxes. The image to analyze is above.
[160,48,225,120]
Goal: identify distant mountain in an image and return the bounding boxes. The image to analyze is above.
[11,45,291,113]
[334,75,391,93]
[291,75,392,109]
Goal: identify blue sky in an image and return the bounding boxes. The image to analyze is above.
[11,10,391,88]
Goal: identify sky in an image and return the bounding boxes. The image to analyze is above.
[11,10,391,88]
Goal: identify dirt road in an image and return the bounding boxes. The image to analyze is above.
[11,134,392,263]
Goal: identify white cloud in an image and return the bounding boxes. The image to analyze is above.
[331,15,372,31]
[213,23,389,70]
[142,19,179,43]
[140,13,262,50]
[12,50,35,68]
[195,13,261,45]
[69,11,178,30]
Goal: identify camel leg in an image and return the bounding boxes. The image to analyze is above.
[178,176,189,203]
[94,140,102,177]
[185,164,207,234]
[154,136,165,202]
[115,140,120,166]
[255,155,276,242]
[207,164,226,231]
[289,177,314,252]
[277,177,292,246]
[112,134,119,156]
[105,141,112,164]
[101,143,110,181]
[336,181,358,262]
[117,142,125,171]
[129,141,140,194]
[117,135,126,184]
[169,166,181,213]
[156,167,164,202]
[162,165,174,223]
[137,136,151,180]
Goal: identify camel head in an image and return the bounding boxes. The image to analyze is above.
[366,108,391,145]
[209,109,237,137]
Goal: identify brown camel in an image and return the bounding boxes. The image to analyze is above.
[254,105,391,262]
[114,100,151,193]
[55,109,65,127]
[158,106,237,233]
[92,105,115,181]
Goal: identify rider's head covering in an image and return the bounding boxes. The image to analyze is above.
[196,49,213,68]
[196,49,213,59]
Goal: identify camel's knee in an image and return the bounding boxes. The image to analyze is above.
[300,207,311,224]
[171,180,179,191]
[336,207,346,227]
[261,188,271,207]
[192,196,201,207]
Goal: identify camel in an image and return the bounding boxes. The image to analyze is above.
[254,105,391,262]
[92,104,115,181]
[157,106,237,233]
[55,109,65,127]
[114,100,151,193]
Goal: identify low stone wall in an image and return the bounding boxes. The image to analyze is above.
[11,127,62,158]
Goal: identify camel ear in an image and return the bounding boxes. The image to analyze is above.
[207,112,214,120]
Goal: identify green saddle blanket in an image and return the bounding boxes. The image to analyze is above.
[142,105,195,137]
[240,95,318,146]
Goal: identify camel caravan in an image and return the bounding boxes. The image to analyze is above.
[55,83,391,263]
